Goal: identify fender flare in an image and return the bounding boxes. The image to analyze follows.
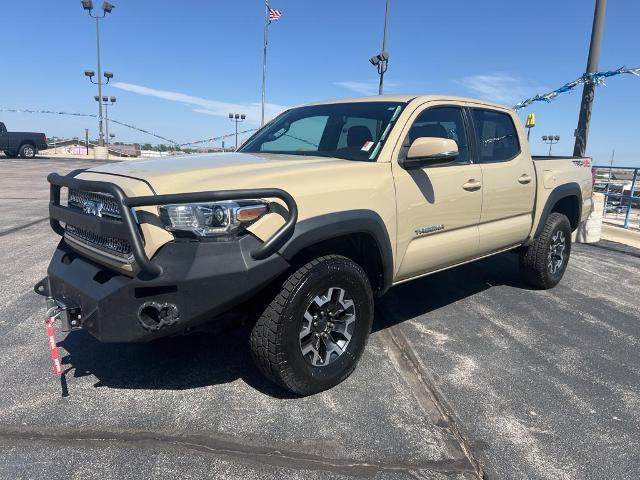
[19,140,36,151]
[279,210,394,293]
[534,182,582,237]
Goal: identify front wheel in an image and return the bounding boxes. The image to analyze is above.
[519,212,572,289]
[19,144,36,159]
[250,255,373,396]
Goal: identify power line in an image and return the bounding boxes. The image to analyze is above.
[0,107,257,147]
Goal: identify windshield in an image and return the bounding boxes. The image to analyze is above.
[239,102,405,161]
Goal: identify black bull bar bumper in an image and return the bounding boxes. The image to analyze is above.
[36,172,297,342]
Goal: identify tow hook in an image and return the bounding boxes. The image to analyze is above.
[43,298,80,377]
[46,297,81,332]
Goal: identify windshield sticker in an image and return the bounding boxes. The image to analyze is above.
[361,141,374,152]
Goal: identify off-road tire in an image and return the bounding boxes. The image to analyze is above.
[519,212,572,289]
[250,255,373,396]
[19,144,36,159]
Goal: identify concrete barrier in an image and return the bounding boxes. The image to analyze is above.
[573,192,604,243]
[93,146,109,160]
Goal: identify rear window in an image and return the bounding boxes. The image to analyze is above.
[471,109,520,162]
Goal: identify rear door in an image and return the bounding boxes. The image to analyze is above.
[392,102,482,281]
[469,106,535,254]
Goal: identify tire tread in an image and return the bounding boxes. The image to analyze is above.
[250,255,370,395]
[520,212,571,289]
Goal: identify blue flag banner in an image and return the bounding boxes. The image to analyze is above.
[514,66,640,110]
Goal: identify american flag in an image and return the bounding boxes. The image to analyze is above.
[268,7,282,22]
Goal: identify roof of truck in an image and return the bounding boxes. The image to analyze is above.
[304,95,511,110]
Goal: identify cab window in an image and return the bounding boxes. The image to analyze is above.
[471,109,520,162]
[407,107,470,164]
[336,117,379,149]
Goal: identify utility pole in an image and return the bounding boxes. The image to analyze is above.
[543,135,560,156]
[573,0,607,157]
[85,129,89,155]
[229,113,246,150]
[369,0,390,95]
[82,1,115,150]
[379,0,389,95]
[609,148,615,168]
[261,3,269,126]
[95,16,104,146]
[105,97,116,147]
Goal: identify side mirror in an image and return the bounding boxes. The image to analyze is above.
[401,137,459,169]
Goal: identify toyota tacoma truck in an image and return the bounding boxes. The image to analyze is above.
[0,122,48,158]
[36,95,593,395]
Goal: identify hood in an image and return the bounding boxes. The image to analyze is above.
[86,152,357,194]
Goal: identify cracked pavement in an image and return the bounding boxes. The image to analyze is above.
[1,158,639,479]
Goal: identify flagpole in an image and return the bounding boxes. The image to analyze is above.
[261,1,269,126]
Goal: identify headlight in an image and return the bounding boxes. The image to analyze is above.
[159,200,269,237]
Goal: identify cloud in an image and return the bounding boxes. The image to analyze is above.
[111,82,286,123]
[333,80,399,96]
[458,73,545,107]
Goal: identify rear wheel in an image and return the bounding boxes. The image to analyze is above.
[19,144,36,159]
[250,255,373,395]
[519,212,572,289]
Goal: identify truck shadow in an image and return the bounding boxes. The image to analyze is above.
[59,325,295,398]
[59,251,528,398]
[371,251,528,332]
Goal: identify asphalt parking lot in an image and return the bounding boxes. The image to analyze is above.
[0,157,639,479]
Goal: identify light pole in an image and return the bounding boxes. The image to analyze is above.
[574,0,607,157]
[542,135,560,156]
[82,0,115,148]
[95,95,116,146]
[369,0,390,95]
[228,113,246,150]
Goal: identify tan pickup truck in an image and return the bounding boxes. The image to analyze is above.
[37,95,593,395]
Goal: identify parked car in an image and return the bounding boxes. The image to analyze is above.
[0,121,48,158]
[36,95,593,395]
[605,200,624,214]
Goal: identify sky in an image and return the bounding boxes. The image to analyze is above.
[0,0,639,165]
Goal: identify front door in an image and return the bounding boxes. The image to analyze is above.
[392,103,482,282]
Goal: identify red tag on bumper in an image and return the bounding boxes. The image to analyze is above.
[45,317,63,376]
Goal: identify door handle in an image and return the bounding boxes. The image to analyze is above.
[462,179,482,192]
[518,174,532,184]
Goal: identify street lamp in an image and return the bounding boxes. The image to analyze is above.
[228,113,246,150]
[369,0,390,95]
[542,135,560,156]
[82,0,115,148]
[95,96,116,147]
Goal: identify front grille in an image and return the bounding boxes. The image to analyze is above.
[65,225,133,259]
[68,189,121,219]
